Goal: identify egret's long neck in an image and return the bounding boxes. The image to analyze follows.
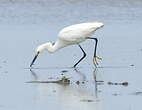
[45,40,65,53]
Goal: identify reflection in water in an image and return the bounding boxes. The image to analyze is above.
[93,68,98,97]
[30,69,38,80]
[29,68,102,109]
[74,68,86,82]
[26,66,73,70]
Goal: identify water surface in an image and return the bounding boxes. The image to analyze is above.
[0,0,142,110]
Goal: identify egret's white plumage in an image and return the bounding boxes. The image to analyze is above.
[59,22,104,43]
[30,22,104,67]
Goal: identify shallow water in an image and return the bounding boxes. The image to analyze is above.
[0,0,142,110]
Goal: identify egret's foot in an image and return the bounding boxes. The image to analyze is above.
[93,56,102,67]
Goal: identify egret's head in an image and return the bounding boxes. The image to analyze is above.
[30,43,53,67]
[30,44,44,67]
[36,44,45,54]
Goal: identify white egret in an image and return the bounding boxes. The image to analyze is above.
[30,22,104,68]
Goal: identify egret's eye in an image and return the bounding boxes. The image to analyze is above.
[52,42,55,45]
[35,51,40,56]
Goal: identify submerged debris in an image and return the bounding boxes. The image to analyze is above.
[112,93,121,96]
[131,92,142,95]
[108,81,128,86]
[96,80,104,85]
[27,76,70,84]
[61,76,70,84]
[80,99,94,102]
[96,80,104,83]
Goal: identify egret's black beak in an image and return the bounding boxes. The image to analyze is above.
[30,51,40,67]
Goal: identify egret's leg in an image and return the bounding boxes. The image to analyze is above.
[73,44,86,68]
[87,37,102,67]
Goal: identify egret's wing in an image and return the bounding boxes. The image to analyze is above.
[58,23,100,42]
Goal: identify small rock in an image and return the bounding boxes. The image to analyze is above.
[80,99,94,102]
[76,81,80,85]
[112,93,120,96]
[52,90,56,93]
[108,81,128,86]
[108,82,113,85]
[130,64,134,66]
[82,81,85,84]
[122,82,128,86]
[133,92,142,95]
[61,70,68,73]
